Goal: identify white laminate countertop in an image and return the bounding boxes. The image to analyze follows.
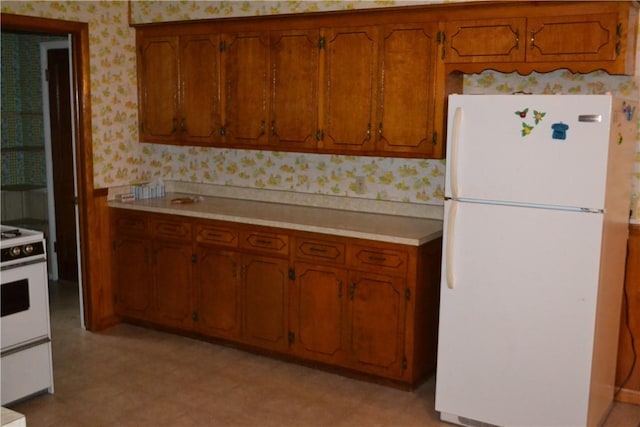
[108,193,443,246]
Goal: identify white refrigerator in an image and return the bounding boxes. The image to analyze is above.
[435,94,636,427]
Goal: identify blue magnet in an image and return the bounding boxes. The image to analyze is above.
[551,122,569,140]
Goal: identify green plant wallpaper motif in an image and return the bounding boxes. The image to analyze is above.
[1,0,638,204]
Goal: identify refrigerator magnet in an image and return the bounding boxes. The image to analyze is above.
[551,122,569,140]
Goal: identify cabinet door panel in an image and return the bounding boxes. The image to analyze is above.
[270,30,318,149]
[377,24,437,155]
[138,36,179,140]
[290,263,347,363]
[223,33,269,146]
[348,271,405,378]
[527,13,618,63]
[444,19,525,63]
[196,247,241,339]
[113,236,152,320]
[321,27,377,152]
[153,240,193,330]
[180,35,221,143]
[242,255,289,352]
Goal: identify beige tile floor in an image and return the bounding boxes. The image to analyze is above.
[7,281,640,427]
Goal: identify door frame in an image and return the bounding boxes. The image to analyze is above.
[2,13,98,330]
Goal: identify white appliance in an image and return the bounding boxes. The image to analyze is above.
[1,225,54,405]
[435,95,636,427]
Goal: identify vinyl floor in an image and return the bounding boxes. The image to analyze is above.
[6,281,640,427]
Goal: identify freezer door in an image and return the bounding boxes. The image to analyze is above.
[436,200,603,427]
[445,95,612,210]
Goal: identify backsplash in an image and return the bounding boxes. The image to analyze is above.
[1,0,638,206]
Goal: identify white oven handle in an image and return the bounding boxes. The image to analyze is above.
[1,256,47,271]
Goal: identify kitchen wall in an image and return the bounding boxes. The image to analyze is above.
[1,0,638,208]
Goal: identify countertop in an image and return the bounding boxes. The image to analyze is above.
[108,193,443,246]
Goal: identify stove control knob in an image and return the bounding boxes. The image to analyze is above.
[10,246,21,257]
[23,244,34,255]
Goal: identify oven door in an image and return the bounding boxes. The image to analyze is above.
[1,259,50,350]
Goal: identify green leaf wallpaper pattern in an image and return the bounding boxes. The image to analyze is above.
[1,0,638,204]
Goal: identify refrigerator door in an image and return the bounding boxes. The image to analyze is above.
[445,95,612,210]
[436,200,603,427]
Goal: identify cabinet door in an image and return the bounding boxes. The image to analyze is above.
[223,33,269,146]
[113,236,153,321]
[527,13,619,63]
[138,36,179,142]
[195,247,241,340]
[179,35,221,144]
[443,19,526,63]
[290,262,347,364]
[241,254,289,352]
[347,271,406,378]
[376,24,438,156]
[153,239,193,331]
[320,26,378,152]
[270,30,318,150]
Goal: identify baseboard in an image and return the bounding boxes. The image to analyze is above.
[614,388,640,405]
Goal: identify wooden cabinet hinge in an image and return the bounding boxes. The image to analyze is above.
[219,126,226,136]
[219,40,226,52]
[288,331,295,343]
[432,132,438,146]
[319,37,325,50]
[288,268,296,280]
[405,288,411,301]
[316,130,324,141]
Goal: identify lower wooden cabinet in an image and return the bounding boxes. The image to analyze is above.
[347,271,406,378]
[112,233,153,320]
[289,262,348,365]
[241,254,290,352]
[194,247,241,339]
[111,208,441,387]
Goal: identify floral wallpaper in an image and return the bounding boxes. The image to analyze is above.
[1,1,639,206]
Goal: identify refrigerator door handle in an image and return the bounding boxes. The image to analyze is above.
[446,201,458,289]
[450,107,463,198]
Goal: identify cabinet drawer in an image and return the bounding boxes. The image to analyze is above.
[240,230,289,256]
[195,223,238,247]
[151,218,192,240]
[349,245,408,275]
[113,213,148,234]
[294,236,345,264]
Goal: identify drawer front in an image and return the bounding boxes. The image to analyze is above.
[349,245,408,275]
[240,230,289,256]
[113,212,148,234]
[195,223,238,247]
[294,236,345,264]
[151,218,192,240]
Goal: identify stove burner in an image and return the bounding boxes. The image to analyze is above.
[1,228,22,240]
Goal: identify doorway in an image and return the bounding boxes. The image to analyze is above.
[1,14,98,331]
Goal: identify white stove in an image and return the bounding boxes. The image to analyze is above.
[1,225,54,405]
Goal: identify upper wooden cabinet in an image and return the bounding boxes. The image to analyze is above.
[137,34,220,144]
[135,1,637,156]
[376,24,438,157]
[137,36,179,142]
[441,2,637,74]
[222,32,269,147]
[270,30,319,150]
[320,26,379,153]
